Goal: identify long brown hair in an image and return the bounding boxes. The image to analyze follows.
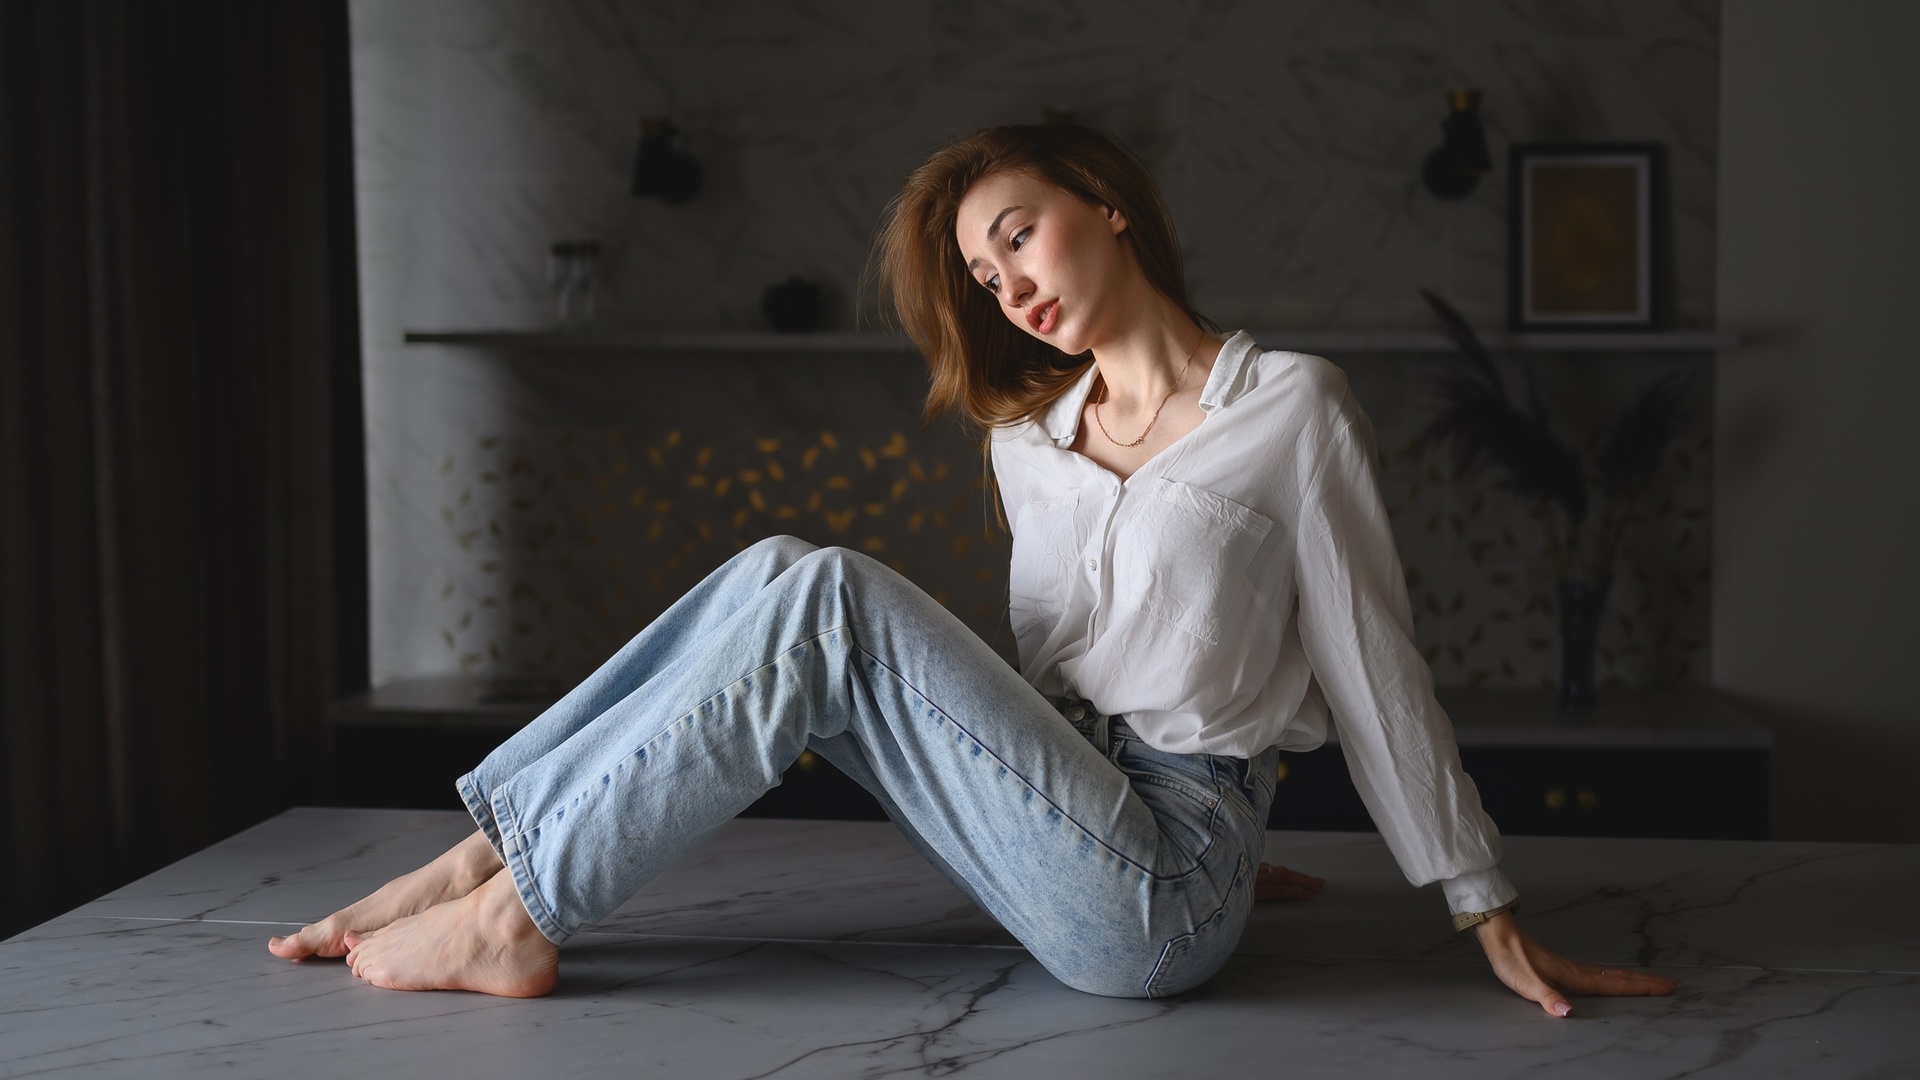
[868,122,1215,529]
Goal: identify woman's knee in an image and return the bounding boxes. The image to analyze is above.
[746,534,818,573]
[790,542,882,583]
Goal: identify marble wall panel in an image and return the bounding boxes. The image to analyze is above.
[351,0,1721,692]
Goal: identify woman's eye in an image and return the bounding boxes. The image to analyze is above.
[984,274,1000,293]
[1009,227,1030,252]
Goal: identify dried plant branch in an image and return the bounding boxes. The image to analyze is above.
[1417,289,1692,587]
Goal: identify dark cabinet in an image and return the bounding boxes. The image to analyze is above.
[1267,743,1769,840]
[1265,684,1770,839]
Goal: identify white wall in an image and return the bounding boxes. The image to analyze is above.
[1715,1,1920,841]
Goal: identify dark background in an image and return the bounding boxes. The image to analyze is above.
[3,1,1915,941]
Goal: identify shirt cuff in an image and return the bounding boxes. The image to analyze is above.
[1441,866,1519,916]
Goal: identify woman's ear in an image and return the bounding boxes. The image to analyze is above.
[1104,204,1129,235]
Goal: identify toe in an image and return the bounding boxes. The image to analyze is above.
[270,927,322,959]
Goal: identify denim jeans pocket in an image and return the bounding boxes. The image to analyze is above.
[1107,729,1224,873]
[1143,849,1255,998]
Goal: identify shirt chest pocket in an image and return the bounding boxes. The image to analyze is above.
[1008,490,1081,614]
[1113,478,1274,645]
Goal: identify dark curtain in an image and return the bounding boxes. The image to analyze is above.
[0,0,368,938]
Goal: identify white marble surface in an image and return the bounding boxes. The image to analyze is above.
[4,808,1915,1077]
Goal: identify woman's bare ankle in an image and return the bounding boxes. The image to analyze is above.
[449,828,505,892]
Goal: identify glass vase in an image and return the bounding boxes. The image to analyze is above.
[1556,573,1613,713]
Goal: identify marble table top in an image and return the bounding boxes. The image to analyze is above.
[3,808,1914,1078]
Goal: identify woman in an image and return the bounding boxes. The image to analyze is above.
[270,123,1676,1013]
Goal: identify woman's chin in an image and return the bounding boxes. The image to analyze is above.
[1032,324,1088,355]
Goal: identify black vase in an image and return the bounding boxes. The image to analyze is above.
[1556,574,1613,713]
[631,119,702,204]
[761,277,825,332]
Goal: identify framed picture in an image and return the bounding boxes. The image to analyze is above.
[1509,142,1665,329]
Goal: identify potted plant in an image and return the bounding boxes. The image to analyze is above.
[1417,289,1694,712]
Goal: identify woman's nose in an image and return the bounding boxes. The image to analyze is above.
[1004,274,1034,308]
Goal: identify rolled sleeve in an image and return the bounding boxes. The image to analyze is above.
[1443,866,1519,916]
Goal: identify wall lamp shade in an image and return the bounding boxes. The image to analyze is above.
[1422,90,1492,200]
[632,118,702,203]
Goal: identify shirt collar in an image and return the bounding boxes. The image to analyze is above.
[1040,329,1258,448]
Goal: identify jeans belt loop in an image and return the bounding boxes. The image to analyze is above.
[1092,704,1111,755]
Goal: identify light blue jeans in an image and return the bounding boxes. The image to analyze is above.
[457,535,1281,998]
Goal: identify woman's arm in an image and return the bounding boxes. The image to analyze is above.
[1290,402,1511,904]
[1290,390,1678,1010]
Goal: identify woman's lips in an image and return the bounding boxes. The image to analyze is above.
[1028,300,1059,335]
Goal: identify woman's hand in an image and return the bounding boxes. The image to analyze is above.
[1473,911,1678,1016]
[1254,862,1326,901]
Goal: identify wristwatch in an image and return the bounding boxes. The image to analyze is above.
[1452,897,1520,933]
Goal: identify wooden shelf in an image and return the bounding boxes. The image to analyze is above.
[401,328,1739,354]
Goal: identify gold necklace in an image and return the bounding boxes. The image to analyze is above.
[1093,333,1205,449]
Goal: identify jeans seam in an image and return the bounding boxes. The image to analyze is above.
[853,641,1202,883]
[500,835,568,944]
[487,787,569,944]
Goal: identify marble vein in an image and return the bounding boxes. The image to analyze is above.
[5,808,1919,1078]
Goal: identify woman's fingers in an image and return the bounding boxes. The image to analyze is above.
[1475,913,1686,1017]
[1256,862,1325,886]
[1520,933,1680,997]
[1554,959,1680,997]
[1510,957,1573,1017]
[1254,862,1326,902]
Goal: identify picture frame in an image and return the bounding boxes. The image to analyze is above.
[1508,142,1666,330]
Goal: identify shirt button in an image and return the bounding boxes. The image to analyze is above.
[1087,557,1099,572]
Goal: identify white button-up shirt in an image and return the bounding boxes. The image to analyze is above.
[989,330,1516,914]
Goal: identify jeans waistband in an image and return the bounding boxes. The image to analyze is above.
[1055,694,1272,803]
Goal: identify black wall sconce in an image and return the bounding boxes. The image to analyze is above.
[1422,89,1491,200]
[631,117,702,203]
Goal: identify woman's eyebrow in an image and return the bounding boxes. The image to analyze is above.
[986,206,1024,241]
[966,205,1027,272]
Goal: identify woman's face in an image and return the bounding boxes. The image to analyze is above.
[954,170,1134,355]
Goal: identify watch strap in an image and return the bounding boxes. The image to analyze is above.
[1452,897,1520,933]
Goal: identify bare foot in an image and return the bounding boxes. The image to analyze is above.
[268,828,504,960]
[342,867,558,997]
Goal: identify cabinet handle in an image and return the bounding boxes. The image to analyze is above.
[1577,789,1597,809]
[1545,788,1567,811]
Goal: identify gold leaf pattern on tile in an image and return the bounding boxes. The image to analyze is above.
[1379,391,1712,692]
[433,366,1708,693]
